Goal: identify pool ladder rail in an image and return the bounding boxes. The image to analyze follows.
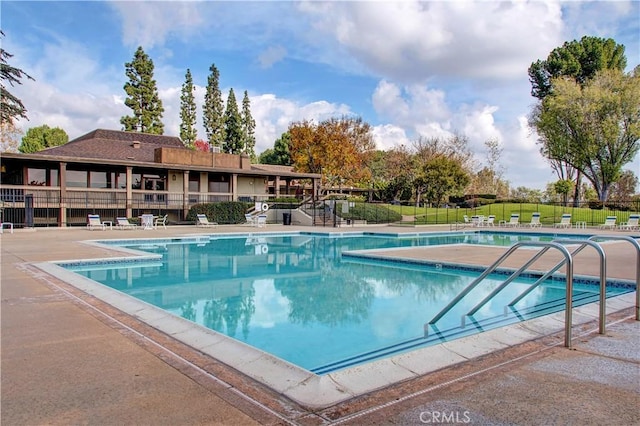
[424,236,640,348]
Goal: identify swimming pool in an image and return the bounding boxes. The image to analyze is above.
[62,231,632,374]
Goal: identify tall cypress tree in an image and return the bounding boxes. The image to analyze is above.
[223,88,243,154]
[120,46,164,134]
[179,69,197,147]
[203,64,225,149]
[241,90,256,161]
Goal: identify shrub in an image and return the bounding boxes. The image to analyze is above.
[337,202,402,223]
[187,202,249,224]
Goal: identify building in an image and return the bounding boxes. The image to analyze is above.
[0,129,320,227]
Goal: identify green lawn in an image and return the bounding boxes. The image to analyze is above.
[387,203,638,226]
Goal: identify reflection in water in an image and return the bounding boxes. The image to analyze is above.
[69,233,610,370]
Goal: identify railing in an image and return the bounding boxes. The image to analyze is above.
[588,235,640,321]
[425,241,576,347]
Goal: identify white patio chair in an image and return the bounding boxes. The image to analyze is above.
[154,214,168,229]
[256,214,267,228]
[554,214,572,229]
[87,214,107,231]
[196,214,217,228]
[618,214,639,231]
[528,213,542,228]
[599,216,617,230]
[115,217,136,230]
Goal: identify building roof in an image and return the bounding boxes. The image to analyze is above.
[3,128,321,179]
[37,129,184,163]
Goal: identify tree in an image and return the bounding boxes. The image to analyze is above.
[203,64,225,148]
[554,179,574,206]
[417,155,470,206]
[258,132,292,165]
[609,170,638,200]
[289,116,375,193]
[1,31,34,124]
[179,69,197,147]
[0,120,23,152]
[120,46,164,134]
[241,90,256,161]
[528,36,627,100]
[531,69,640,201]
[412,134,475,206]
[19,125,68,153]
[223,88,243,154]
[529,36,627,203]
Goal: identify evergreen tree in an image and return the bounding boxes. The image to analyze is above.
[223,88,243,154]
[241,90,256,161]
[120,46,164,134]
[258,132,292,165]
[203,64,225,148]
[179,69,197,147]
[1,30,34,124]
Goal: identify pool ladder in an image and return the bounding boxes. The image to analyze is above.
[424,236,640,348]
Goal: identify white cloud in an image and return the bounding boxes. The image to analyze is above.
[300,1,565,83]
[371,125,410,151]
[258,46,287,69]
[108,1,205,48]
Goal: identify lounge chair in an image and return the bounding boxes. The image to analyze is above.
[115,217,136,230]
[245,213,257,226]
[196,214,217,228]
[256,214,267,228]
[554,214,572,229]
[87,214,108,231]
[618,214,640,231]
[599,216,617,230]
[484,215,495,227]
[528,213,542,228]
[471,215,482,227]
[501,213,519,227]
[154,214,168,229]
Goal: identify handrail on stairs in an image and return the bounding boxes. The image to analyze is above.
[588,235,640,321]
[424,241,576,347]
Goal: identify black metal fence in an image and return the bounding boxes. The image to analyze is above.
[1,194,639,229]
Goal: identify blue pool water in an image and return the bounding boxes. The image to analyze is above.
[66,231,631,373]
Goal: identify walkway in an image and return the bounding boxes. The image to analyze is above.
[1,225,638,425]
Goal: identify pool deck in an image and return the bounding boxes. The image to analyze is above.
[2,224,639,425]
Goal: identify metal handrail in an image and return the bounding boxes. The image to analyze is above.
[425,241,575,347]
[588,235,640,321]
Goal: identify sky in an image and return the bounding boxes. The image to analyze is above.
[3,0,639,191]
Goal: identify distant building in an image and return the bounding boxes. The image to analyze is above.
[0,129,320,227]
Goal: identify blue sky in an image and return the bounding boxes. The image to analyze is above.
[3,1,639,190]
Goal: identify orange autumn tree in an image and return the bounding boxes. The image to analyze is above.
[288,116,375,194]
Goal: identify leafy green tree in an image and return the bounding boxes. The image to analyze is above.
[417,155,470,206]
[203,64,225,148]
[1,30,34,124]
[528,36,626,100]
[241,90,256,161]
[223,88,243,154]
[554,179,574,206]
[19,124,68,153]
[258,132,292,165]
[179,69,197,147]
[532,69,640,201]
[529,36,627,203]
[120,46,164,134]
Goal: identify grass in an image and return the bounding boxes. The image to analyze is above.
[386,203,639,226]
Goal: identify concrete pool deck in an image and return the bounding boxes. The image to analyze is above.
[2,224,639,424]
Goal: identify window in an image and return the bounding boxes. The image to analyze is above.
[66,170,88,188]
[27,168,47,186]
